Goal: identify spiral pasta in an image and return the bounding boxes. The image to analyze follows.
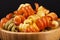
[28,14,40,22]
[19,23,39,32]
[19,12,58,32]
[0,3,59,32]
[3,19,18,32]
[19,23,30,32]
[16,3,35,18]
[38,6,49,15]
[37,6,49,17]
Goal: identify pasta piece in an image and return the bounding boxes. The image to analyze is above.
[32,23,40,32]
[37,11,45,17]
[28,15,40,22]
[4,19,13,30]
[19,23,29,32]
[7,23,14,31]
[22,7,28,18]
[17,4,25,11]
[49,21,59,28]
[11,25,17,32]
[24,19,33,24]
[46,12,58,20]
[38,6,49,15]
[34,3,39,12]
[6,13,13,20]
[1,18,8,24]
[14,15,21,25]
[36,18,45,30]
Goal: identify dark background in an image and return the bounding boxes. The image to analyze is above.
[0,0,60,19]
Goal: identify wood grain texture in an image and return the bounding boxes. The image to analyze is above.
[0,28,60,40]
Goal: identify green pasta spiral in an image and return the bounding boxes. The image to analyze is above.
[3,19,18,32]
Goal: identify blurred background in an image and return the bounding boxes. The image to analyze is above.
[0,0,60,19]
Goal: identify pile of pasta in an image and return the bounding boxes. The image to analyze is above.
[0,3,60,32]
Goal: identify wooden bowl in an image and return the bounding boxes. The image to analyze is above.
[0,28,60,40]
